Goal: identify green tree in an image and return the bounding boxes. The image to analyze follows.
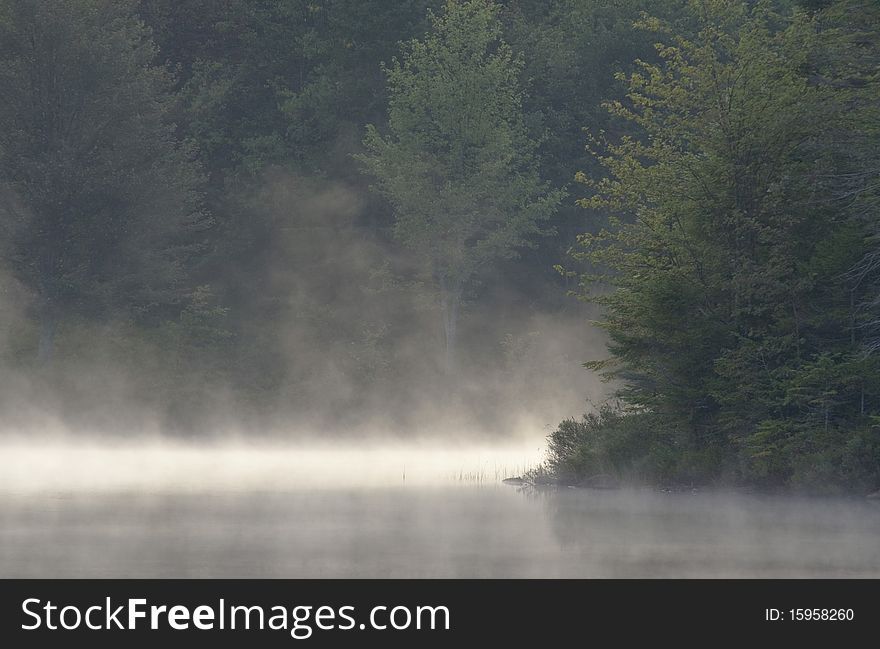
[358,0,563,371]
[137,1,439,407]
[0,0,206,363]
[561,0,879,488]
[815,0,880,354]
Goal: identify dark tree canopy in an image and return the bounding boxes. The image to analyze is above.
[0,0,206,362]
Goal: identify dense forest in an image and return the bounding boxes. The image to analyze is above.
[0,0,877,492]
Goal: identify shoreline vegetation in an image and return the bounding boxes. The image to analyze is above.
[536,1,880,497]
[504,465,880,500]
[502,477,880,500]
[512,404,880,497]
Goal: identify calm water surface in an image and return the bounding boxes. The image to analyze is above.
[2,486,878,578]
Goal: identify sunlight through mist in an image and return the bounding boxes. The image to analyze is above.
[0,438,544,493]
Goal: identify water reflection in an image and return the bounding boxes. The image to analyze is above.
[1,486,878,578]
[531,487,880,577]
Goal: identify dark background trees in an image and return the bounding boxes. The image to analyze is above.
[0,0,206,364]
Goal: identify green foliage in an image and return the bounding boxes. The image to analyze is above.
[552,0,880,492]
[357,0,563,368]
[140,0,428,178]
[360,0,562,283]
[546,404,688,485]
[0,0,207,360]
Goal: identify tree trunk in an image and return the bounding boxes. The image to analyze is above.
[37,300,56,365]
[439,277,462,375]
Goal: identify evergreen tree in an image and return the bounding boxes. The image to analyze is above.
[0,0,206,362]
[560,0,880,488]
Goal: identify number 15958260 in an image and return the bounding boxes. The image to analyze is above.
[765,608,854,621]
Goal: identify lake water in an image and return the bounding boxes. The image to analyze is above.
[1,441,878,578]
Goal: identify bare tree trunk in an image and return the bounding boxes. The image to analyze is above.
[850,289,856,346]
[439,276,462,375]
[37,298,56,365]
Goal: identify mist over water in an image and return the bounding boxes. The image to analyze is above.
[1,439,878,578]
[0,438,544,492]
